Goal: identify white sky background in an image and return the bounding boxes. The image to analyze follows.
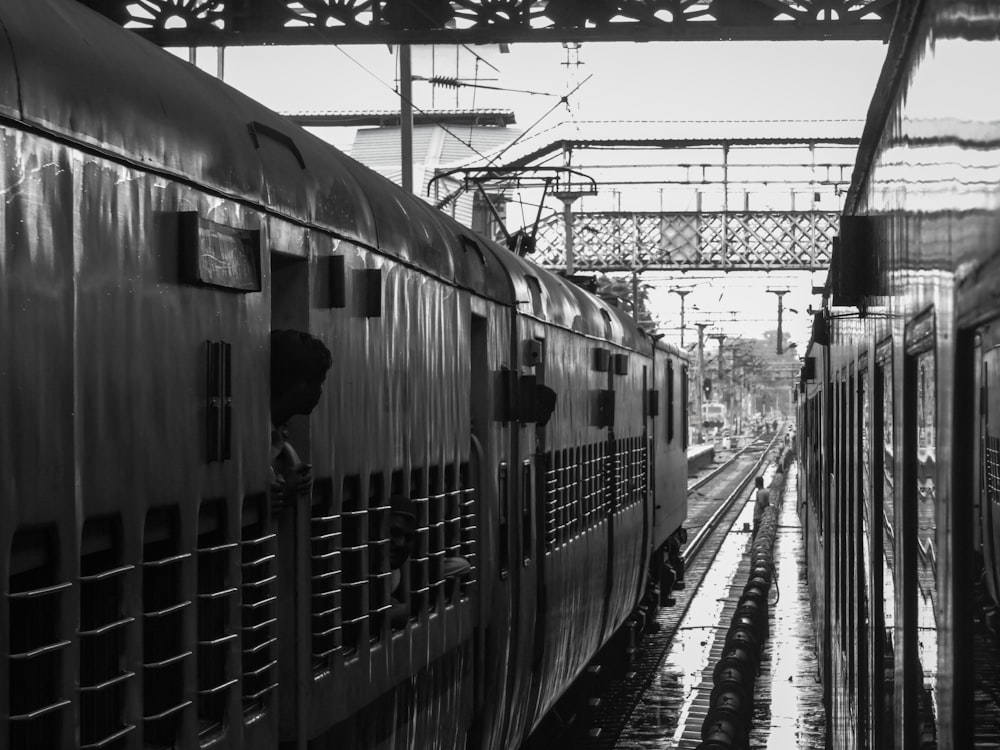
[189,38,889,350]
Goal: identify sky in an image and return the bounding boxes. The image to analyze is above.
[186,38,889,350]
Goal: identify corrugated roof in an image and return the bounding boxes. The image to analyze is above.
[285,108,516,127]
[489,119,865,168]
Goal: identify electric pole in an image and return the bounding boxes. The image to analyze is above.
[768,289,790,354]
[709,333,727,400]
[694,322,710,444]
[670,289,692,347]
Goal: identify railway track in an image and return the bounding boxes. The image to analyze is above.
[536,432,782,749]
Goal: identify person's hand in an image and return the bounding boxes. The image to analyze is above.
[287,462,313,496]
[270,474,286,497]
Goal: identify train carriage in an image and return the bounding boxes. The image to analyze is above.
[796,1,1000,748]
[0,2,689,749]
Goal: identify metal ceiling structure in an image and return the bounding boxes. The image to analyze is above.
[76,0,896,46]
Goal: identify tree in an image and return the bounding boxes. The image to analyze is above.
[595,273,656,333]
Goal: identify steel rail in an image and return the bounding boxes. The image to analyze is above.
[682,432,780,565]
[687,437,763,494]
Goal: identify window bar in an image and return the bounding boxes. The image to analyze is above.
[78,553,136,750]
[7,574,72,750]
[339,504,369,649]
[240,530,277,714]
[196,536,238,738]
[460,487,478,589]
[141,548,192,746]
[310,504,342,665]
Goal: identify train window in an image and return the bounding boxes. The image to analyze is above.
[309,480,340,668]
[522,459,533,565]
[667,360,675,444]
[79,515,134,749]
[858,369,873,746]
[8,525,69,750]
[195,499,237,741]
[681,365,689,450]
[544,451,557,553]
[367,475,391,631]
[141,508,189,747]
[839,377,849,661]
[427,476,446,609]
[563,450,574,544]
[240,494,277,714]
[340,475,368,648]
[909,344,938,741]
[525,275,543,317]
[439,462,471,602]
[574,447,583,537]
[589,443,603,526]
[457,461,476,598]
[498,462,510,577]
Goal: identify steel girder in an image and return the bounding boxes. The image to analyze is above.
[532,210,837,271]
[75,0,895,46]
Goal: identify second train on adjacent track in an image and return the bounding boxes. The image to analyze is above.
[797,1,1000,747]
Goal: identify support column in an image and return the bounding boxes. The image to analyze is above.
[768,289,790,354]
[400,44,413,193]
[694,322,710,444]
[670,289,692,347]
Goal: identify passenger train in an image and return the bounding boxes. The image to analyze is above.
[701,401,727,432]
[0,1,689,749]
[797,1,1000,748]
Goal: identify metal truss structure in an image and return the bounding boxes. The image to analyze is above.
[76,0,895,46]
[532,210,838,272]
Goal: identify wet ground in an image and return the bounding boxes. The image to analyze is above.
[747,466,826,749]
[614,463,826,749]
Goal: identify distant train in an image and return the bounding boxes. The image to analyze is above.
[702,401,727,431]
[797,2,1000,748]
[0,2,690,750]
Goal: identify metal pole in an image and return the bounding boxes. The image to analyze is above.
[768,289,790,354]
[563,198,576,274]
[563,144,576,274]
[400,45,413,193]
[695,323,709,444]
[721,143,729,267]
[670,289,691,347]
[632,272,640,323]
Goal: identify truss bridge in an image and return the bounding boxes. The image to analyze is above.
[532,210,838,272]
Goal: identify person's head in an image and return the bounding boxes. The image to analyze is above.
[389,495,418,569]
[755,476,764,489]
[271,329,333,418]
[536,384,558,428]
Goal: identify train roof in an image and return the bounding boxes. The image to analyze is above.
[0,0,662,349]
[0,0,513,297]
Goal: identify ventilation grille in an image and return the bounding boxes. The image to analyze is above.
[196,502,236,741]
[142,510,192,747]
[79,518,135,750]
[240,495,277,715]
[310,479,342,669]
[7,527,70,750]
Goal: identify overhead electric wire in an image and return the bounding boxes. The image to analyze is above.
[453,74,594,171]
[412,75,561,98]
[327,43,492,163]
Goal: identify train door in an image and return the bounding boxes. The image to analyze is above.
[503,308,541,744]
[957,319,1000,748]
[901,310,938,749]
[873,337,895,750]
[269,247,312,750]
